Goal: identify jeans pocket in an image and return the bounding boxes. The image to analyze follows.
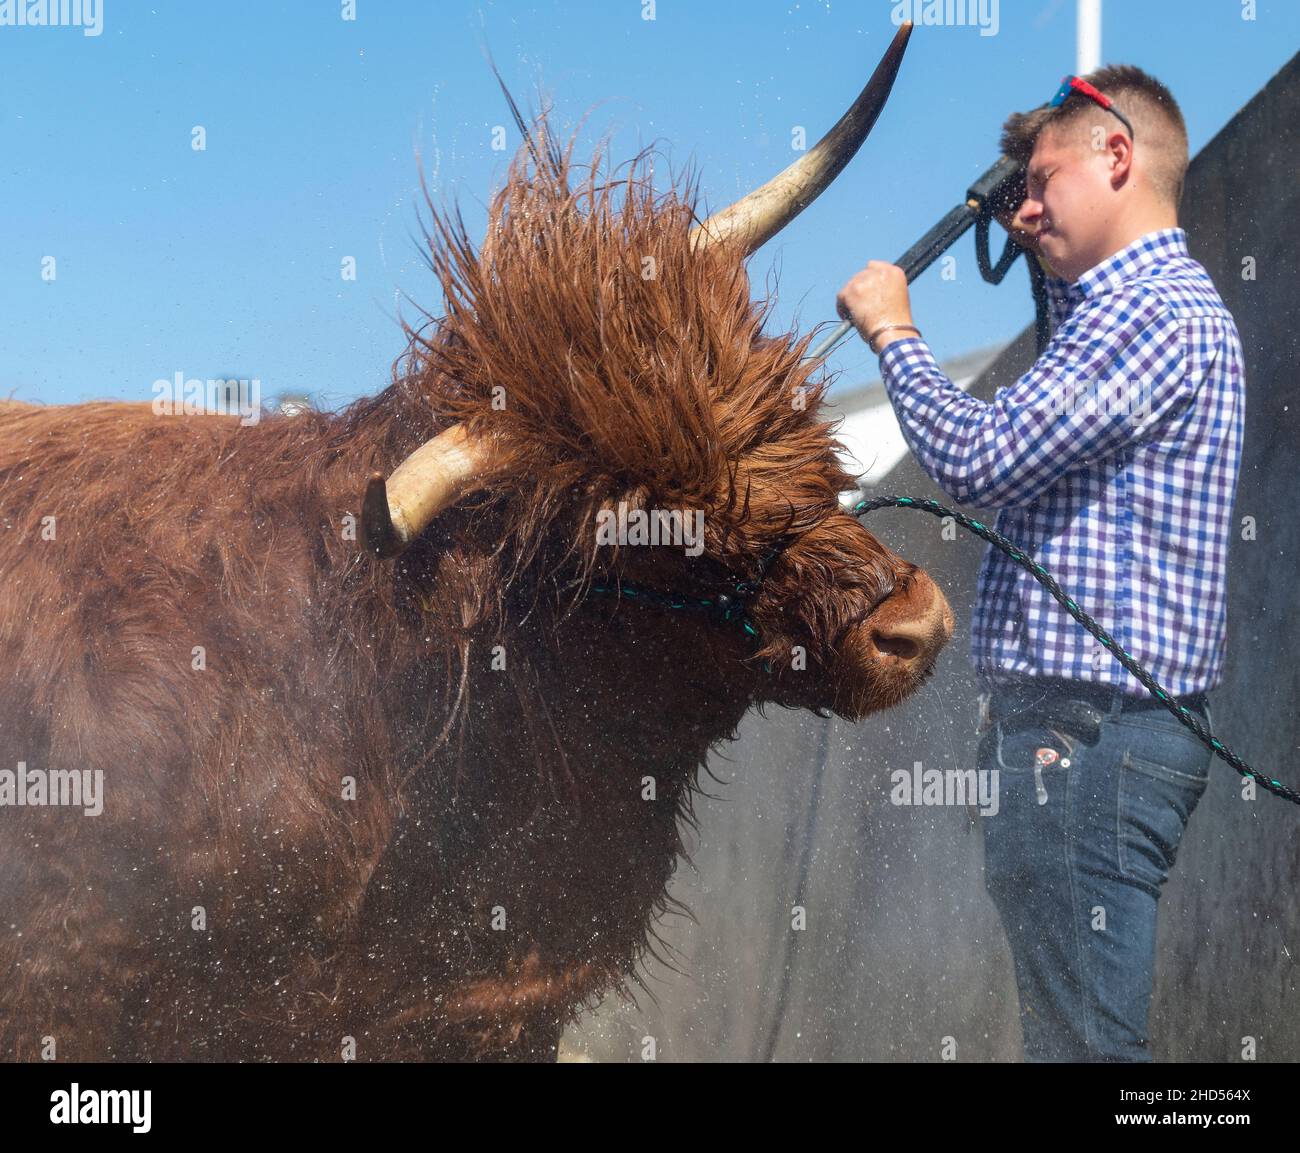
[989,718,1078,815]
[1114,710,1214,785]
[1117,736,1211,889]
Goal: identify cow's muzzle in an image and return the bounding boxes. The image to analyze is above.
[830,568,954,719]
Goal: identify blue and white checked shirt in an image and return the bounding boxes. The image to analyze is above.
[878,228,1245,697]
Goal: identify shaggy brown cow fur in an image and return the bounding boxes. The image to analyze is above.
[0,106,946,1060]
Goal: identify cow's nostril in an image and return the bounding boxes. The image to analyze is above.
[871,624,925,661]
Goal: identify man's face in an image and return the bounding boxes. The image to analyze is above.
[1018,121,1120,282]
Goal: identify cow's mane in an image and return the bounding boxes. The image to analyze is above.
[356,104,893,676]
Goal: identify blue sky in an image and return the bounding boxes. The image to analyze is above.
[2,1,1296,409]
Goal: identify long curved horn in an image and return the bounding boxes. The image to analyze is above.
[689,21,913,256]
[361,424,492,559]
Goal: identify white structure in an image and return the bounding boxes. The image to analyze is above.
[1078,0,1102,75]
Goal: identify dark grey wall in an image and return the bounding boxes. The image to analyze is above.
[566,51,1300,1062]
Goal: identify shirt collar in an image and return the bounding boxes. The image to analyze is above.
[1072,227,1189,299]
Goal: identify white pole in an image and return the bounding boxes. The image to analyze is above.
[1077,0,1102,75]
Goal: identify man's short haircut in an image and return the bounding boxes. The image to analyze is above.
[1000,64,1190,208]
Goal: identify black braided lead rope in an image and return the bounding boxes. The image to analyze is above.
[585,541,790,657]
[854,494,1300,807]
[587,579,762,640]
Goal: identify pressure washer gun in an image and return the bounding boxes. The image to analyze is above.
[808,154,1050,360]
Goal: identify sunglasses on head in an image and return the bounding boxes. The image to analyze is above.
[1049,75,1135,140]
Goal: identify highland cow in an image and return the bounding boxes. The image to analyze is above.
[0,24,951,1060]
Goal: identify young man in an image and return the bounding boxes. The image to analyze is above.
[836,66,1245,1061]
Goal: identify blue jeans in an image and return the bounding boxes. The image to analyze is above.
[976,680,1213,1062]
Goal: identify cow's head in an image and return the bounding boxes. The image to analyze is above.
[361,22,951,723]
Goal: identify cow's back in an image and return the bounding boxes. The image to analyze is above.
[0,402,388,1059]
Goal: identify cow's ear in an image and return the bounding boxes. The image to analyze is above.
[361,424,496,559]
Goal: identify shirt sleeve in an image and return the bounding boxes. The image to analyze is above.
[877,286,1194,509]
